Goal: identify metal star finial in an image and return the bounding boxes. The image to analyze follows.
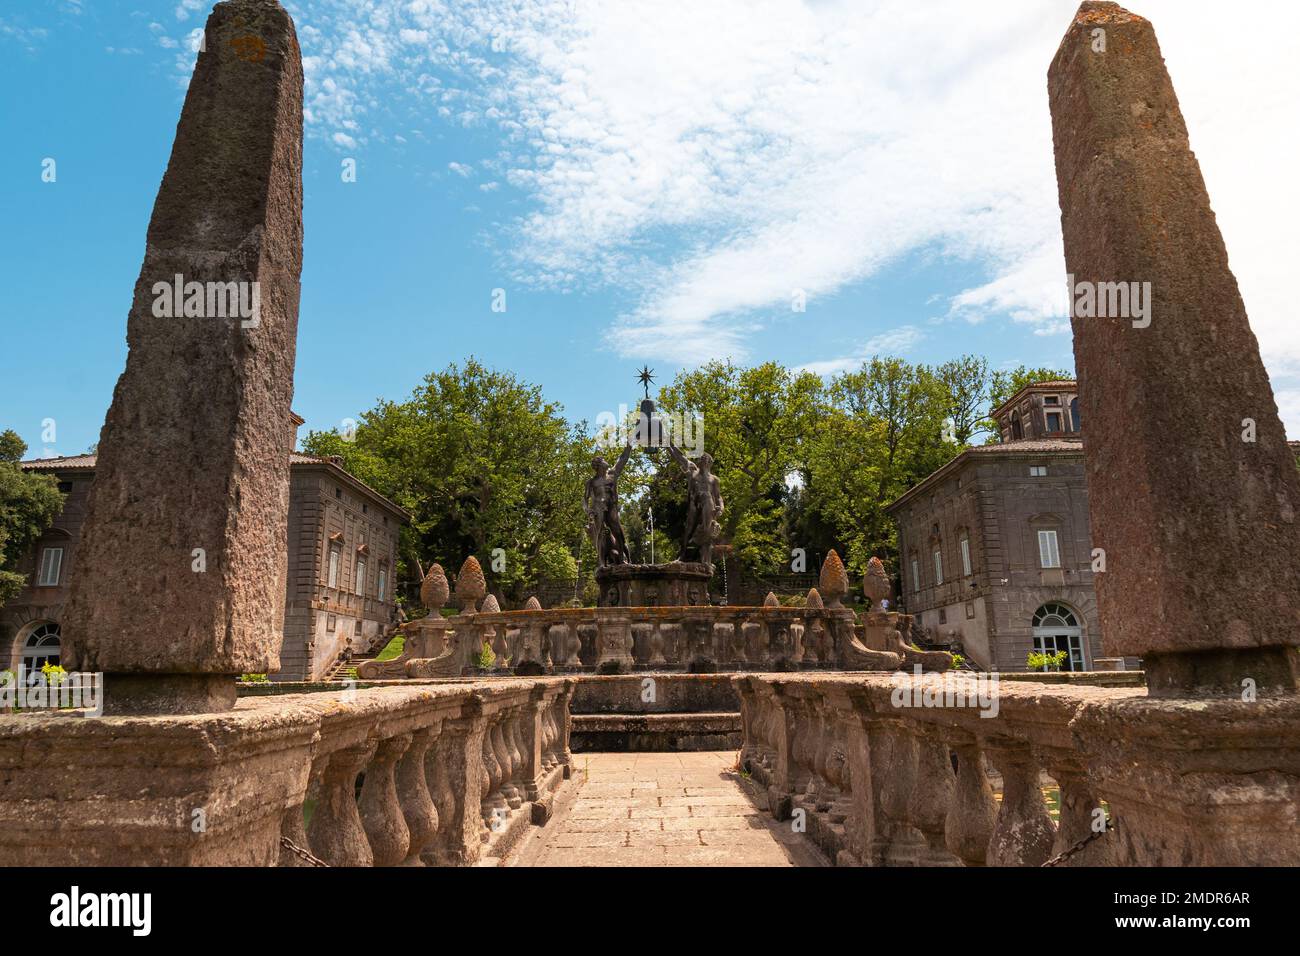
[637,366,655,399]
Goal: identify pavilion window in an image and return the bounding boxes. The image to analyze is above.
[1038,530,1061,569]
[328,546,341,589]
[37,547,63,587]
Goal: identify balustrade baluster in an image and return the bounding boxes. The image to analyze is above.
[308,743,376,867]
[985,740,1056,867]
[358,733,412,867]
[395,726,440,866]
[943,734,998,866]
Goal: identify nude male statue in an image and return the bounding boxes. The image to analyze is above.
[584,442,633,568]
[667,442,724,567]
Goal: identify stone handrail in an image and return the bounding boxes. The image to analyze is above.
[366,605,917,677]
[0,677,576,866]
[734,673,1300,867]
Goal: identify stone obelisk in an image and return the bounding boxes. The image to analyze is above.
[1048,2,1300,695]
[63,0,303,713]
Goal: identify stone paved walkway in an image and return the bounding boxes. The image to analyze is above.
[511,752,827,867]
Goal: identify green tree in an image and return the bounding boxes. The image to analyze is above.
[802,358,953,575]
[302,359,592,600]
[936,354,994,444]
[0,431,65,606]
[656,361,823,573]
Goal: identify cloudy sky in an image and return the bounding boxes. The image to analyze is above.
[3,0,1298,455]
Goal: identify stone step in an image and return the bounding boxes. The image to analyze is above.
[570,712,742,754]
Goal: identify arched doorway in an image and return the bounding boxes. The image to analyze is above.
[20,622,61,679]
[1031,603,1085,671]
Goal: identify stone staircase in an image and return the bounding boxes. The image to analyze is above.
[322,635,392,682]
[568,674,743,753]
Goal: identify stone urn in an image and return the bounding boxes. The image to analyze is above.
[420,562,449,613]
[454,556,487,613]
[819,550,849,608]
[863,556,892,609]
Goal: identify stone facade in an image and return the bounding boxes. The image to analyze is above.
[5,447,407,682]
[282,456,408,680]
[887,382,1105,673]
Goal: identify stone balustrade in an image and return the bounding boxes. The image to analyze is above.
[447,606,904,671]
[0,677,575,867]
[734,673,1300,867]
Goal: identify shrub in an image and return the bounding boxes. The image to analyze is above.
[41,662,67,686]
[1026,650,1068,672]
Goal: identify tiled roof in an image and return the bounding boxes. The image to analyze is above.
[19,454,97,471]
[886,437,1085,513]
[26,452,336,471]
[964,438,1084,454]
[21,453,410,519]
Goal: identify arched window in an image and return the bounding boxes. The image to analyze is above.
[1032,603,1079,627]
[1010,412,1023,440]
[1031,603,1085,671]
[21,622,61,677]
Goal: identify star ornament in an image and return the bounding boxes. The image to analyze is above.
[637,366,656,398]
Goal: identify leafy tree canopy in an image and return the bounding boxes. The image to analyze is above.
[0,431,65,606]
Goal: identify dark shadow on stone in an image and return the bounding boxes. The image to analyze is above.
[514,661,546,677]
[596,661,626,675]
[688,657,718,674]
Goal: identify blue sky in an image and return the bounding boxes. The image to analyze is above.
[3,0,1298,457]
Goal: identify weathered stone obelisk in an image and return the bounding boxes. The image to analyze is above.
[1048,2,1300,696]
[63,0,303,713]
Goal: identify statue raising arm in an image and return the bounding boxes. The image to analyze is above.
[666,440,693,474]
[612,441,634,480]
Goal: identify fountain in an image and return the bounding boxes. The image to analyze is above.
[588,369,718,607]
[356,371,952,680]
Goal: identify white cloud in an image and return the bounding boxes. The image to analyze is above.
[799,326,927,377]
[255,0,1300,428]
[174,0,202,22]
[448,161,474,177]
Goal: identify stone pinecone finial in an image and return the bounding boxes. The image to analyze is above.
[806,588,824,609]
[864,556,892,608]
[763,592,780,608]
[480,593,501,614]
[454,556,487,613]
[819,550,849,608]
[524,596,542,611]
[420,562,449,612]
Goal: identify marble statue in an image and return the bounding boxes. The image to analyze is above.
[585,441,633,568]
[667,441,724,567]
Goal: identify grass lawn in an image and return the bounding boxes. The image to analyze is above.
[374,634,405,662]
